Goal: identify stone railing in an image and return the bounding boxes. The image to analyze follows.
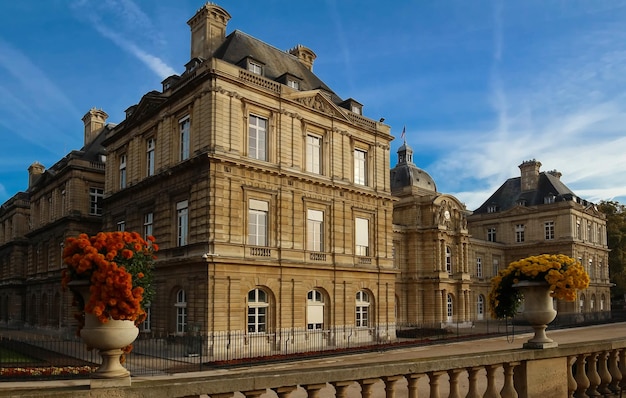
[5,336,626,398]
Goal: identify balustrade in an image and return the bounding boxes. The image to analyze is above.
[7,336,626,398]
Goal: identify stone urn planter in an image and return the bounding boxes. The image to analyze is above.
[514,280,558,349]
[68,281,139,382]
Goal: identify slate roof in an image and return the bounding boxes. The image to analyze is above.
[212,30,343,104]
[390,142,437,193]
[473,172,577,214]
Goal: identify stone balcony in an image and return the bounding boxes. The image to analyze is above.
[2,323,626,398]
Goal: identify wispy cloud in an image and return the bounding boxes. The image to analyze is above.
[423,2,626,210]
[0,38,79,151]
[71,0,176,79]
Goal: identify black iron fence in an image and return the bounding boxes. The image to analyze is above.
[1,311,624,380]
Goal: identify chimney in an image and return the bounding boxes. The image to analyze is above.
[187,3,231,60]
[519,159,542,191]
[288,44,317,71]
[82,108,108,145]
[28,162,45,188]
[547,169,562,180]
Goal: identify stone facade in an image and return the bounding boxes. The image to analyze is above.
[100,4,396,347]
[0,109,110,329]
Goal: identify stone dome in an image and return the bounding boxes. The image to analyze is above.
[390,142,437,193]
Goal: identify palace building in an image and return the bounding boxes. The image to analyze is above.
[0,4,611,355]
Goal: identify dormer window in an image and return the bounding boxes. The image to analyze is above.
[248,60,263,75]
[487,205,498,213]
[517,199,526,206]
[339,98,363,115]
[544,195,556,204]
[287,79,300,90]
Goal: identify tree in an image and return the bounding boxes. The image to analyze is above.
[598,200,626,302]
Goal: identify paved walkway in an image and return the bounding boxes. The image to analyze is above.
[2,323,626,397]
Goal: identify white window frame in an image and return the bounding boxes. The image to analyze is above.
[355,217,370,256]
[476,257,483,278]
[492,258,499,277]
[307,290,324,330]
[117,220,125,231]
[248,61,262,75]
[177,200,188,246]
[354,148,367,185]
[447,294,453,321]
[515,224,525,243]
[355,291,370,328]
[487,227,496,242]
[249,115,268,161]
[146,138,155,176]
[477,295,484,320]
[306,134,322,174]
[179,117,190,161]
[544,221,555,240]
[248,199,268,246]
[307,209,324,252]
[175,289,187,335]
[89,188,104,216]
[445,246,452,274]
[144,212,153,240]
[247,288,268,333]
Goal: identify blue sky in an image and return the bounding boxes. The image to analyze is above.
[1,1,625,210]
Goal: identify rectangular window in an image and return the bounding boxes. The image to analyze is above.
[117,221,125,231]
[545,221,555,240]
[249,115,267,161]
[146,138,155,176]
[119,154,127,189]
[306,134,322,174]
[476,257,483,278]
[177,200,188,246]
[576,220,581,239]
[89,188,104,216]
[515,224,525,243]
[141,305,151,332]
[355,217,370,256]
[248,61,262,75]
[354,149,367,185]
[307,209,324,252]
[487,227,496,242]
[144,212,153,240]
[287,79,300,90]
[179,117,190,161]
[492,258,499,277]
[248,199,268,246]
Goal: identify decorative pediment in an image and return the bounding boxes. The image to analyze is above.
[285,90,350,121]
[125,91,167,125]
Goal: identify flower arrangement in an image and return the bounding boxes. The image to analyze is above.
[488,254,590,319]
[61,231,157,330]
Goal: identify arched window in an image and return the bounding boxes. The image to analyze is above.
[248,288,268,333]
[355,291,370,328]
[477,294,485,320]
[307,290,325,330]
[590,294,596,311]
[447,294,453,321]
[175,289,187,334]
[445,247,452,274]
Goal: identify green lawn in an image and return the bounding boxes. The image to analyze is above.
[0,347,36,363]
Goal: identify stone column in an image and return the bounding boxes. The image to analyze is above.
[359,378,379,398]
[405,374,423,398]
[303,384,327,398]
[383,376,404,398]
[331,381,353,398]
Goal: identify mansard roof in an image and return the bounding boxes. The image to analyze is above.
[473,172,576,214]
[212,30,342,103]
